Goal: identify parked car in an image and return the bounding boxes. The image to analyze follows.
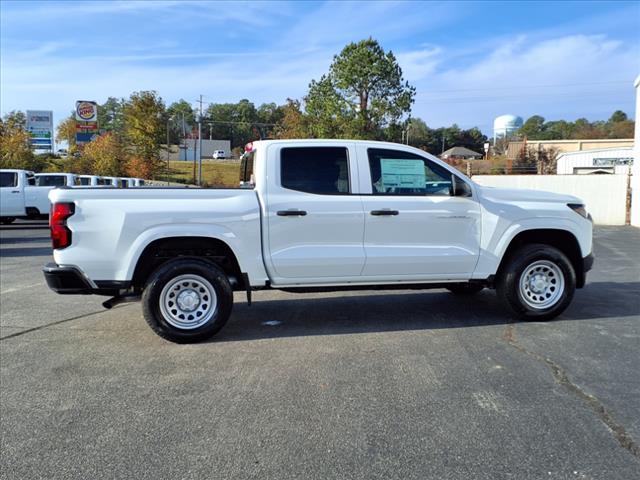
[212,150,226,159]
[43,140,594,343]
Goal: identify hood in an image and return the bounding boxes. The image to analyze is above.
[476,184,583,204]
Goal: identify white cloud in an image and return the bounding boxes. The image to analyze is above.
[409,34,639,129]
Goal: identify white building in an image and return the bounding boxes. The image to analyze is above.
[556,147,634,175]
[179,139,232,160]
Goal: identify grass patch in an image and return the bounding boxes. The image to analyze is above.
[165,160,240,187]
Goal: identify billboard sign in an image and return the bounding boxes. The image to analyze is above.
[26,110,53,150]
[75,101,98,122]
[75,132,100,144]
[75,100,99,144]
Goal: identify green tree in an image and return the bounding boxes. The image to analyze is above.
[519,115,545,139]
[167,99,196,144]
[609,110,628,123]
[305,38,415,139]
[98,97,125,133]
[122,90,165,176]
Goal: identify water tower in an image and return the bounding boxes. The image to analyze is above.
[493,114,523,144]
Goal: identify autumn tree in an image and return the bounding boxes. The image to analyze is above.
[55,115,77,154]
[82,132,126,176]
[305,38,415,139]
[122,90,165,176]
[274,99,310,139]
[0,119,36,169]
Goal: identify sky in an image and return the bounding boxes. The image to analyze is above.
[1,0,639,137]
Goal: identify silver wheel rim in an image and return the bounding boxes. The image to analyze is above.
[518,260,565,310]
[159,274,217,330]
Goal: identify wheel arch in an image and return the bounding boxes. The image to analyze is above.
[131,236,244,291]
[496,228,585,287]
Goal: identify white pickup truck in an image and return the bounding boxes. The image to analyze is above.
[43,140,594,343]
[0,170,77,222]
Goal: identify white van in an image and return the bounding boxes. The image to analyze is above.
[212,150,226,159]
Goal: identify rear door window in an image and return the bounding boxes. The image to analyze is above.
[0,172,17,187]
[36,175,66,187]
[280,147,350,195]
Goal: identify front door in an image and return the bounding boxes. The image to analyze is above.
[0,171,25,217]
[359,147,481,279]
[265,144,366,282]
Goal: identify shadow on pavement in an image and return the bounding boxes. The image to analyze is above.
[214,281,640,343]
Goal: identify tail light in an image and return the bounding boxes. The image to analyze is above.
[50,203,75,249]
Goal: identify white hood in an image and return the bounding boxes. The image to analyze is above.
[476,184,583,204]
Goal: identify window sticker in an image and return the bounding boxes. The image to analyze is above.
[379,158,425,191]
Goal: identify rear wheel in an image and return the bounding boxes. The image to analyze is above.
[142,258,233,343]
[497,243,575,321]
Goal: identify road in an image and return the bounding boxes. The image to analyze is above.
[1,221,639,479]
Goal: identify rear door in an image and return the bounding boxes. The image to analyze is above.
[0,171,25,216]
[358,146,481,279]
[264,143,366,282]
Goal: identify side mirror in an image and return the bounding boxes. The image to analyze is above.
[451,174,472,197]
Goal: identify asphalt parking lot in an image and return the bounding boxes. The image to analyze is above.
[1,221,639,479]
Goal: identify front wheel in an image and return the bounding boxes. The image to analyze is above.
[142,258,233,343]
[497,244,576,321]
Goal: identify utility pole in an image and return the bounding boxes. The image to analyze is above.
[197,94,203,186]
[166,116,171,186]
[441,134,446,154]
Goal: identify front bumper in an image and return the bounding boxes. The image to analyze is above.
[43,263,129,296]
[577,252,595,288]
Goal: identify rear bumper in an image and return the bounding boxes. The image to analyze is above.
[43,263,129,296]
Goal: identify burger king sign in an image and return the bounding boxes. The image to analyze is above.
[75,101,98,122]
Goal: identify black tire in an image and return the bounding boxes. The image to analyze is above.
[141,258,233,343]
[447,283,484,295]
[497,243,575,321]
[0,217,16,225]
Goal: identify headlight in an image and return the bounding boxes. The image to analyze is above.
[567,203,589,219]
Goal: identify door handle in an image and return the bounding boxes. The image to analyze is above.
[277,209,307,216]
[370,209,399,216]
[11,190,20,194]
